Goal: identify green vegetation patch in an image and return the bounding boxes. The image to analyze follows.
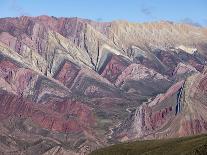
[90,134,207,155]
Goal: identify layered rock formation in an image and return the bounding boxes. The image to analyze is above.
[114,71,207,142]
[0,16,207,154]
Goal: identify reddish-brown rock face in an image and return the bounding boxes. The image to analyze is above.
[0,90,95,133]
[54,60,80,89]
[179,119,206,136]
[33,100,95,133]
[115,72,207,141]
[0,16,207,154]
[198,76,207,92]
[0,32,17,50]
[100,55,129,83]
[114,81,185,140]
[0,59,35,95]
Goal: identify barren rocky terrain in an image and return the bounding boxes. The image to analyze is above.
[0,16,207,154]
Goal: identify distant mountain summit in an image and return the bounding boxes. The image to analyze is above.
[0,16,207,154]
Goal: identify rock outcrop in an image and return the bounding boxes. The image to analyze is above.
[115,71,207,141]
[0,16,207,154]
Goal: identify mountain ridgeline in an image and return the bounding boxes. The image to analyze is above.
[0,16,207,154]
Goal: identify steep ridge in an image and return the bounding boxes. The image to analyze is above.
[114,70,207,142]
[107,21,207,56]
[0,16,207,154]
[0,31,136,154]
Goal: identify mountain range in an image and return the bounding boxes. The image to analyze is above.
[0,15,207,155]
